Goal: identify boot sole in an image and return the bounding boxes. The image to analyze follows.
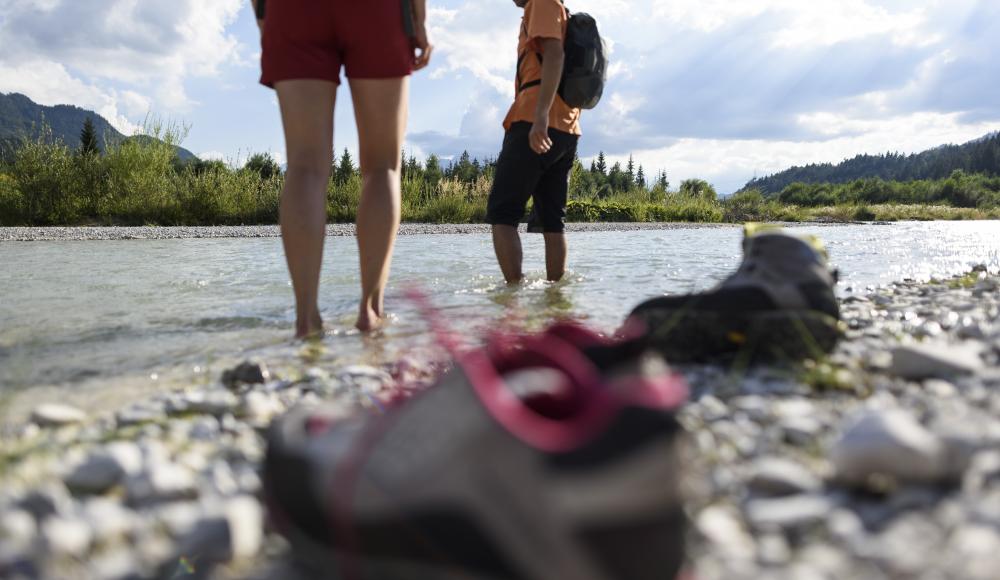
[635,308,841,363]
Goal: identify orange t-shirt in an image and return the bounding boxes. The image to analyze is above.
[502,0,582,136]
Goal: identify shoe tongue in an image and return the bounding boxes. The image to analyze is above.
[502,367,583,420]
[504,367,570,398]
[743,223,828,262]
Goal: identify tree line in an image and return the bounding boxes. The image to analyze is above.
[745,132,1000,194]
[237,147,671,199]
[2,117,998,226]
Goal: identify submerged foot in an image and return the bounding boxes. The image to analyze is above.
[294,311,324,340]
[355,304,383,333]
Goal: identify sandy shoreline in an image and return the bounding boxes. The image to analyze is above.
[0,222,742,241]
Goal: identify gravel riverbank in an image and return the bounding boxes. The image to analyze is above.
[1,270,998,579]
[0,223,737,242]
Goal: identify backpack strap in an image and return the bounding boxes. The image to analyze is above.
[516,1,568,93]
[256,0,266,19]
[518,79,542,93]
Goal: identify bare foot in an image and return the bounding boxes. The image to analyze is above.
[294,311,324,340]
[355,304,383,333]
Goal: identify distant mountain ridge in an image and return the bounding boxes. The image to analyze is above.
[0,92,197,161]
[743,131,1000,194]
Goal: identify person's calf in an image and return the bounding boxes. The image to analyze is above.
[544,232,567,282]
[492,224,524,284]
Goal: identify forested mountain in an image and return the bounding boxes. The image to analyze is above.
[0,92,196,161]
[744,132,1000,194]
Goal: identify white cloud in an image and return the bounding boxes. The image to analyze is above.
[0,61,141,134]
[623,111,1000,194]
[426,4,517,95]
[652,0,768,32]
[651,0,930,48]
[770,0,930,49]
[0,0,246,115]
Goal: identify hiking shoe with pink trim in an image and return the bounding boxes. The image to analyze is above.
[263,322,688,580]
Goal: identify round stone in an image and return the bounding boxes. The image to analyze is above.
[31,404,86,427]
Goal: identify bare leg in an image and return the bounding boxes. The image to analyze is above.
[275,80,337,339]
[349,77,408,331]
[492,225,524,284]
[544,232,567,282]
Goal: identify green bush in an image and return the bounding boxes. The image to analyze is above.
[852,204,876,221]
[0,173,24,225]
[101,126,181,224]
[9,136,79,225]
[722,188,805,222]
[774,173,1000,209]
[678,178,717,202]
[803,203,999,222]
[327,174,361,223]
[406,178,488,223]
[660,198,724,222]
[175,165,282,224]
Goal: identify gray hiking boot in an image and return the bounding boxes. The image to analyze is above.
[627,224,841,363]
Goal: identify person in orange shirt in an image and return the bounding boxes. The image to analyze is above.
[487,0,582,284]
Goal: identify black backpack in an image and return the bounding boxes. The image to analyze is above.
[519,4,609,110]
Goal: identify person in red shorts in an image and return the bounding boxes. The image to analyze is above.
[254,0,432,337]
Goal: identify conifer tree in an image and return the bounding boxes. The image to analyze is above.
[595,151,608,175]
[334,148,355,184]
[636,165,646,189]
[424,153,443,186]
[658,170,670,190]
[80,117,99,156]
[626,155,635,184]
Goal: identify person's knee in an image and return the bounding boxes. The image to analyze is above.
[486,198,525,228]
[359,168,401,199]
[360,166,400,182]
[285,161,330,186]
[358,147,403,176]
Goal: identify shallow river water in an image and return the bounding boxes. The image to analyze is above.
[1,221,999,415]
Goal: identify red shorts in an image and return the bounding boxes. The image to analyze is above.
[260,0,414,88]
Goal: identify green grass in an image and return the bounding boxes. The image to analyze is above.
[801,203,1000,222]
[3,131,1000,226]
[945,270,983,289]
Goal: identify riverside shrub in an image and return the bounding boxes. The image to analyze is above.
[775,174,1000,209]
[0,173,23,225]
[9,137,79,225]
[722,189,804,223]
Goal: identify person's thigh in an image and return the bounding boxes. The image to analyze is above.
[487,124,545,227]
[275,80,338,171]
[349,78,408,173]
[532,132,579,233]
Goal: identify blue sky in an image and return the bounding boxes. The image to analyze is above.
[1,0,998,193]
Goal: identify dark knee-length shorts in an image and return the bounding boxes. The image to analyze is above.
[486,122,579,234]
[260,0,413,87]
